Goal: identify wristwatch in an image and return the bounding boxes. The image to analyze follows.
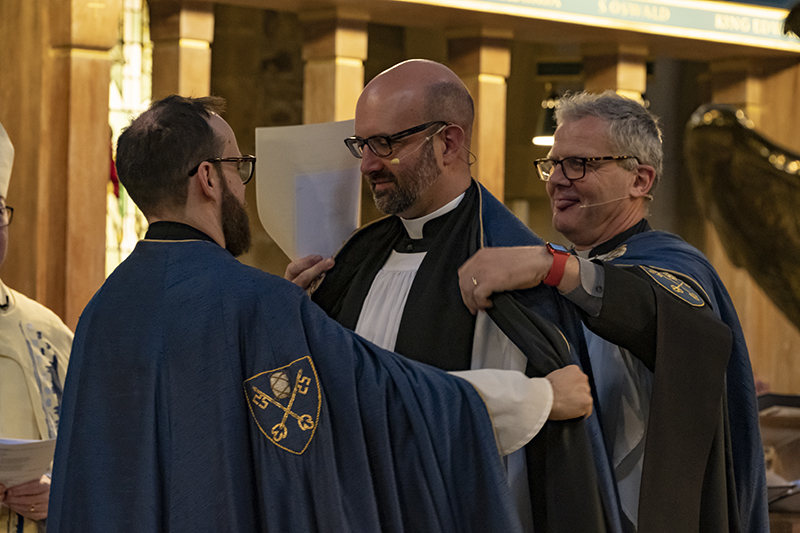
[543,242,570,287]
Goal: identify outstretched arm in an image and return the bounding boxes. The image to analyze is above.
[458,246,581,314]
[451,364,592,455]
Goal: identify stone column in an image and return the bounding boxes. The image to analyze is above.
[583,44,648,101]
[38,0,118,328]
[150,0,215,99]
[709,60,763,123]
[447,28,512,201]
[0,1,45,305]
[300,8,368,124]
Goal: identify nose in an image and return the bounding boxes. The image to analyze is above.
[547,162,572,187]
[360,145,385,175]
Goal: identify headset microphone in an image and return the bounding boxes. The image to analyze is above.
[579,196,629,209]
[579,194,653,209]
[387,123,448,166]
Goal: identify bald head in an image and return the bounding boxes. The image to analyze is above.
[355,60,475,218]
[357,60,474,145]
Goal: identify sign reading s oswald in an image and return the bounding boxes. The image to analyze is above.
[450,0,799,50]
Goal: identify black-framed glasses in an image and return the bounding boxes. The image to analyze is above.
[534,156,638,182]
[344,121,448,158]
[188,155,256,184]
[0,206,13,228]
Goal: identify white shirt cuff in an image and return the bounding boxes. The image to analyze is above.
[449,369,553,456]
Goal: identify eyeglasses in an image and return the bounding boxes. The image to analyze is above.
[534,156,638,181]
[0,206,13,228]
[344,121,448,158]
[188,155,256,184]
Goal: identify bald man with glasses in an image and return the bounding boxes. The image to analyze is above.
[286,59,619,533]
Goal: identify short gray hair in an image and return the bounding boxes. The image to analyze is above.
[555,91,663,189]
[424,81,475,145]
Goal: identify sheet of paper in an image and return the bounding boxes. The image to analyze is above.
[0,438,56,487]
[255,120,361,260]
[295,170,361,259]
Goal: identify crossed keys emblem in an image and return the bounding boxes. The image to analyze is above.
[251,369,315,441]
[641,266,704,307]
[245,356,321,455]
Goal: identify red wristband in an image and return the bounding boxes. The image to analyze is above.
[543,243,570,287]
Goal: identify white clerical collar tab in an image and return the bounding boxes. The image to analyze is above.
[401,192,465,240]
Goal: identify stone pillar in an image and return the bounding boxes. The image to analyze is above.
[583,44,648,101]
[300,8,368,124]
[709,60,763,123]
[447,28,512,201]
[150,0,215,99]
[36,0,118,328]
[0,0,45,304]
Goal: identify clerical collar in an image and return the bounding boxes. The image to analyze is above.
[144,221,217,244]
[400,193,466,240]
[588,218,651,258]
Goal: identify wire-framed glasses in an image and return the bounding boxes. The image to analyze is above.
[0,206,13,228]
[344,121,448,159]
[534,156,638,181]
[188,155,257,184]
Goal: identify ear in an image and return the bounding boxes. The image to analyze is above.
[630,163,656,199]
[440,124,465,166]
[192,161,221,202]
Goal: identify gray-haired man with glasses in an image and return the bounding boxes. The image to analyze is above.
[459,90,768,532]
[0,121,73,533]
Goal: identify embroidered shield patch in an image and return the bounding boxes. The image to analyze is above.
[245,356,321,454]
[639,265,705,307]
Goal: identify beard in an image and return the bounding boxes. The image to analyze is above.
[220,178,252,257]
[369,141,441,216]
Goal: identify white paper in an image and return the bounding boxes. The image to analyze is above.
[295,170,361,259]
[0,438,56,487]
[255,120,361,260]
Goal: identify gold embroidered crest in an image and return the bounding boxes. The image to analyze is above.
[640,266,705,307]
[245,356,321,454]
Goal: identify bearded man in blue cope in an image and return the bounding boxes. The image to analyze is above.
[459,91,769,533]
[47,95,594,532]
[287,59,623,532]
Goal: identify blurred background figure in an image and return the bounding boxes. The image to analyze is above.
[0,121,73,532]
